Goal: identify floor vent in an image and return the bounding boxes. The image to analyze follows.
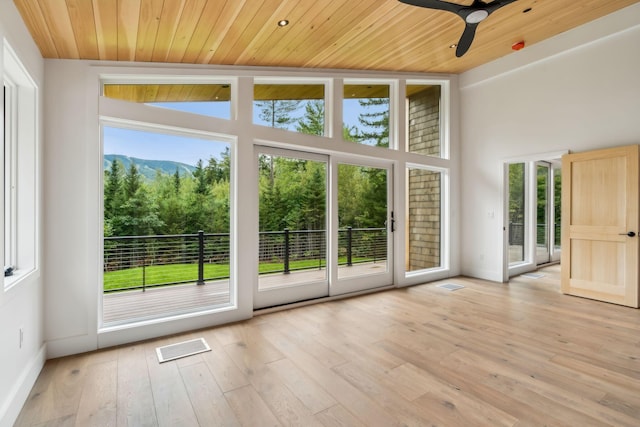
[156,338,211,363]
[522,272,545,279]
[436,283,465,291]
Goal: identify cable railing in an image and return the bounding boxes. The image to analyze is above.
[104,227,387,292]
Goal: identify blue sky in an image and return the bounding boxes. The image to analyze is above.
[104,99,385,166]
[104,126,229,166]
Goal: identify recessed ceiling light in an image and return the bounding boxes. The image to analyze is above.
[450,44,457,49]
[278,19,289,27]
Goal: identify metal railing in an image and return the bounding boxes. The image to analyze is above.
[508,223,561,245]
[104,227,387,292]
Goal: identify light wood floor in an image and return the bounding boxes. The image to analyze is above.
[15,265,640,426]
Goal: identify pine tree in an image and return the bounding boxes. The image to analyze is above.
[256,99,302,130]
[193,159,208,195]
[296,100,324,136]
[173,168,181,194]
[104,159,124,221]
[357,97,389,147]
[123,163,142,198]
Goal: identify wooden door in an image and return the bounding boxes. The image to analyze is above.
[561,145,639,308]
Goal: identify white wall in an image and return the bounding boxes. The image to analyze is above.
[459,3,640,281]
[0,1,45,426]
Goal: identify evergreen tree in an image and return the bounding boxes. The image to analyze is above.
[296,100,325,136]
[193,159,208,195]
[110,163,163,236]
[173,168,181,194]
[123,163,142,199]
[357,97,389,147]
[104,159,124,222]
[256,99,302,130]
[256,99,301,185]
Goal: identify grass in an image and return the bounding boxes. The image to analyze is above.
[103,257,376,291]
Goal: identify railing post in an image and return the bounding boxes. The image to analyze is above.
[197,230,205,285]
[373,230,377,264]
[347,226,353,266]
[142,239,147,292]
[136,242,147,292]
[284,228,290,274]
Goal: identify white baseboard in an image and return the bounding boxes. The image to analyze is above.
[0,343,46,427]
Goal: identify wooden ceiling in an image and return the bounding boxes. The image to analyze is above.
[13,0,639,74]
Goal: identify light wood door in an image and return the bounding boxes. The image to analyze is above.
[561,145,639,308]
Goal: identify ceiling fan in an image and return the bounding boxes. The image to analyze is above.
[398,0,519,57]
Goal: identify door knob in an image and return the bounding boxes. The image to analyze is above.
[619,231,636,237]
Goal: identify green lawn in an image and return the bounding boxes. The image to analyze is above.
[103,257,377,291]
[104,259,325,291]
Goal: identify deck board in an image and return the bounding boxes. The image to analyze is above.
[103,263,384,324]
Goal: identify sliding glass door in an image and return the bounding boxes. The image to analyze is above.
[254,149,393,308]
[255,147,329,309]
[332,159,393,295]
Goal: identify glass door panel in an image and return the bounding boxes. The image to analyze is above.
[552,164,562,262]
[536,163,551,264]
[255,147,328,309]
[508,163,526,265]
[332,161,393,295]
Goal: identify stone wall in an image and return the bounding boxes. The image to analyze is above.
[407,86,441,271]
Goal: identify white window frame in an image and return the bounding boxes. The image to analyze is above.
[4,80,17,272]
[2,41,39,291]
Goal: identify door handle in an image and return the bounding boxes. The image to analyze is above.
[619,231,636,237]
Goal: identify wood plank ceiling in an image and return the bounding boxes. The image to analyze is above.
[13,0,639,75]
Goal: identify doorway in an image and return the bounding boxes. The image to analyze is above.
[505,154,564,279]
[254,147,393,309]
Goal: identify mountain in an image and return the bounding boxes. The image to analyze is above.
[104,154,196,181]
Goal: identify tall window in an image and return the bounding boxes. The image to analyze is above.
[102,125,233,325]
[406,167,442,272]
[3,42,38,288]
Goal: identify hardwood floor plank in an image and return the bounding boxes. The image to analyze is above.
[116,344,158,427]
[224,385,281,427]
[267,358,337,414]
[144,342,200,427]
[75,360,118,426]
[314,404,366,427]
[32,414,76,427]
[179,362,241,426]
[199,331,250,393]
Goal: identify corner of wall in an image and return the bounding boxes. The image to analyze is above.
[0,343,46,427]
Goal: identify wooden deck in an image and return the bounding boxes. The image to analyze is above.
[17,264,640,426]
[104,263,386,325]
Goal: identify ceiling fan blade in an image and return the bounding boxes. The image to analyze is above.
[455,23,478,57]
[398,0,463,14]
[485,0,519,14]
